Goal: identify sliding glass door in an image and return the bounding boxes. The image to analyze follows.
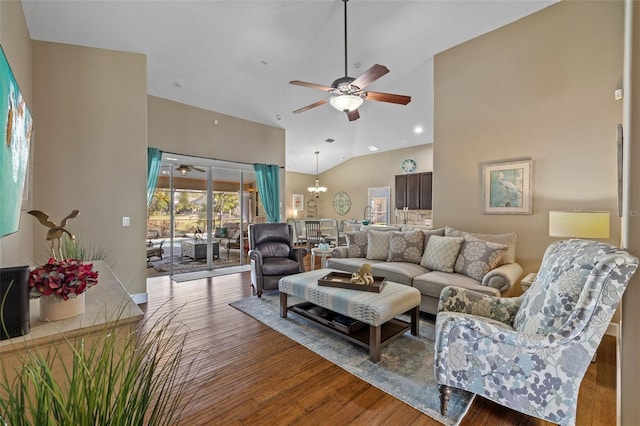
[146,152,259,277]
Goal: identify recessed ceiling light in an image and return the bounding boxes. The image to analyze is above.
[414,126,423,134]
[172,82,182,88]
[325,138,335,143]
[161,170,168,175]
[367,146,379,152]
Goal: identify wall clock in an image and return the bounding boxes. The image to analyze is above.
[401,158,417,173]
[333,191,352,216]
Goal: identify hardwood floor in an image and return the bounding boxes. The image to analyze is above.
[143,266,616,425]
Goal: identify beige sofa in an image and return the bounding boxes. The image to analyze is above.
[327,226,523,315]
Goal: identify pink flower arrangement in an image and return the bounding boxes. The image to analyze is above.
[29,258,99,300]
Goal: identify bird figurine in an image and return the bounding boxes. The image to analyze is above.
[351,263,374,285]
[28,209,80,260]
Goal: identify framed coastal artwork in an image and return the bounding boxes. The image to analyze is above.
[292,193,304,211]
[482,159,532,215]
[0,46,33,237]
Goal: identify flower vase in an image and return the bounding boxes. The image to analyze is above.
[39,293,85,321]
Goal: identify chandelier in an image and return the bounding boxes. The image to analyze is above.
[308,151,327,198]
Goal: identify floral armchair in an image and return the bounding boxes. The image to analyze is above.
[435,239,638,425]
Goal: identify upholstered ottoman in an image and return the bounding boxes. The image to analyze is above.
[279,268,421,362]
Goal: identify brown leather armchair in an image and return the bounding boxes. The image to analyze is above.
[248,223,307,297]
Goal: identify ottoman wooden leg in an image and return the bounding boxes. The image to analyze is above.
[280,292,288,318]
[410,306,419,336]
[369,325,381,362]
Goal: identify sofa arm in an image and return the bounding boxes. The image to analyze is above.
[331,246,349,258]
[438,286,522,325]
[289,247,308,270]
[482,262,523,292]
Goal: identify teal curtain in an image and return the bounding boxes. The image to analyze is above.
[254,163,280,223]
[147,148,162,208]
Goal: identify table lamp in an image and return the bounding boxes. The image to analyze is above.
[548,211,610,239]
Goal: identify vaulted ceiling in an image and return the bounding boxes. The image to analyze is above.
[21,0,556,175]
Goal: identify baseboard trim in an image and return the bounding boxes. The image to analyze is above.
[606,322,619,338]
[131,292,148,305]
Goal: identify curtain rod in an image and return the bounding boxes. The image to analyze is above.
[158,149,285,169]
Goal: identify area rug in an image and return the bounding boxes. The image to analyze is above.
[149,252,241,274]
[171,264,251,282]
[230,292,474,425]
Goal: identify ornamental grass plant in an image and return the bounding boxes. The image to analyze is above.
[0,307,201,426]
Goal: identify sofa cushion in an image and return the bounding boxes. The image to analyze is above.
[420,235,464,273]
[445,226,517,265]
[366,230,392,260]
[214,227,228,238]
[370,262,428,286]
[326,257,384,274]
[454,236,508,282]
[229,228,241,240]
[387,231,424,264]
[345,231,368,258]
[413,271,501,299]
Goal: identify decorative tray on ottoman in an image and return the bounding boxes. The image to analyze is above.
[318,271,386,293]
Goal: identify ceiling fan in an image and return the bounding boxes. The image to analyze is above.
[289,0,411,122]
[175,164,205,176]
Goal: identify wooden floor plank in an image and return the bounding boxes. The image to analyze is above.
[143,269,616,425]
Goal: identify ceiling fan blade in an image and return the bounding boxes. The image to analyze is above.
[293,98,328,114]
[347,109,360,121]
[351,64,389,90]
[366,91,412,105]
[289,80,334,92]
[193,166,206,173]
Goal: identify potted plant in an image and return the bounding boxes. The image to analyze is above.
[29,258,99,321]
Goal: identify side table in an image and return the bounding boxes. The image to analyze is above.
[520,272,537,292]
[311,247,333,271]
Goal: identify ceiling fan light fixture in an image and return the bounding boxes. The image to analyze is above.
[180,168,188,176]
[329,94,363,112]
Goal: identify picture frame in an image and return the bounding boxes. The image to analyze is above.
[292,193,304,211]
[482,159,532,215]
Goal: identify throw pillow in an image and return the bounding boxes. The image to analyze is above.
[445,226,517,265]
[387,231,425,264]
[366,230,392,260]
[214,227,228,238]
[420,235,464,273]
[421,228,445,248]
[454,236,509,282]
[346,231,368,258]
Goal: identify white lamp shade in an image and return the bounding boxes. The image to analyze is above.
[549,211,610,239]
[329,95,363,112]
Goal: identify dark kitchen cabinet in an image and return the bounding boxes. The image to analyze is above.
[395,172,432,210]
[419,172,433,210]
[395,175,407,209]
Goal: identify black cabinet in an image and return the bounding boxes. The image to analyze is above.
[395,172,432,210]
[419,172,433,210]
[395,175,407,209]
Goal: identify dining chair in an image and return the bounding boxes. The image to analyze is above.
[304,220,322,251]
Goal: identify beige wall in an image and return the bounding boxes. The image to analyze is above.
[31,41,148,296]
[434,0,640,422]
[433,1,623,277]
[147,96,285,167]
[0,0,34,267]
[284,145,432,223]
